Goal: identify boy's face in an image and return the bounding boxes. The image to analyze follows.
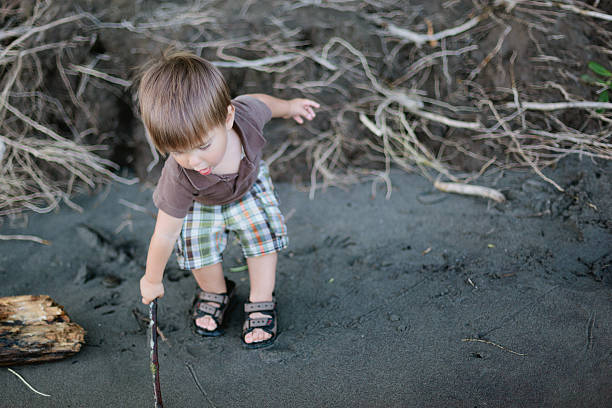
[170,105,235,175]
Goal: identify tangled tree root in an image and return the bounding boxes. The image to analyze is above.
[1,0,611,219]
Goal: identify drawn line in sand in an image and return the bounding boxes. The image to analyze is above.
[185,362,217,408]
[461,338,526,356]
[6,368,51,397]
[586,312,595,352]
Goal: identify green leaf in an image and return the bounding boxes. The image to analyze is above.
[582,74,611,87]
[596,90,609,113]
[589,62,612,77]
[581,74,600,85]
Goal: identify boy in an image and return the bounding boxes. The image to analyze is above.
[138,51,319,348]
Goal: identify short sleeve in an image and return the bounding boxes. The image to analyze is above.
[152,160,195,219]
[233,95,272,131]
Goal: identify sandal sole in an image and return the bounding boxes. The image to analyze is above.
[242,335,277,349]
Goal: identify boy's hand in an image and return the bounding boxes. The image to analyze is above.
[140,275,165,304]
[285,98,320,124]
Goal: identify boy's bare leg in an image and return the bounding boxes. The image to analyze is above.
[245,252,277,344]
[192,263,227,331]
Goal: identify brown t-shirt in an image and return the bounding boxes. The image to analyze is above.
[152,95,272,218]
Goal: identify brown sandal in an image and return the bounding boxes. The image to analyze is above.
[192,279,235,337]
[242,298,278,349]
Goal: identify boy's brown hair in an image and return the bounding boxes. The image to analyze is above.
[138,51,231,154]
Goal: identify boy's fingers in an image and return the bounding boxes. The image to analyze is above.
[142,294,163,304]
[294,115,304,124]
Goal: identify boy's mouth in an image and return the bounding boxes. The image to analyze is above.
[197,168,211,176]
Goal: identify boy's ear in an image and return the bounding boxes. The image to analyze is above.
[225,104,235,129]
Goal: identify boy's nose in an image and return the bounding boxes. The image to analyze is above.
[188,153,204,167]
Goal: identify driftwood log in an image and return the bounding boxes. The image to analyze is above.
[0,295,86,366]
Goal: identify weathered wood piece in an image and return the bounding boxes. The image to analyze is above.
[0,295,86,366]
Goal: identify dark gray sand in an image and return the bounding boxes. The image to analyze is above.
[1,157,610,407]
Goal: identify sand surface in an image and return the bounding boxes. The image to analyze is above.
[1,157,611,407]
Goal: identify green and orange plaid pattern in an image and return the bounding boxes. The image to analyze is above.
[176,163,288,269]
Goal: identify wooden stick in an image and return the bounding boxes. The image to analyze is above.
[69,64,132,87]
[118,199,156,219]
[434,180,506,203]
[383,14,487,46]
[212,54,298,68]
[0,234,50,245]
[556,3,612,22]
[462,338,526,356]
[503,101,612,111]
[149,300,163,408]
[408,109,482,129]
[6,368,51,397]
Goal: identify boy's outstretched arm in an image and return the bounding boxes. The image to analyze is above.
[246,94,320,124]
[140,209,184,304]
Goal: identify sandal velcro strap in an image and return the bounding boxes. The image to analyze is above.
[196,302,223,318]
[243,316,273,329]
[244,301,275,313]
[197,291,227,304]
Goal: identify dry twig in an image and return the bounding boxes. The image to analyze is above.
[434,181,506,203]
[6,368,51,397]
[0,234,50,245]
[461,338,526,356]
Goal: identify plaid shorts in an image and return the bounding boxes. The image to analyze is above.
[176,163,288,269]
